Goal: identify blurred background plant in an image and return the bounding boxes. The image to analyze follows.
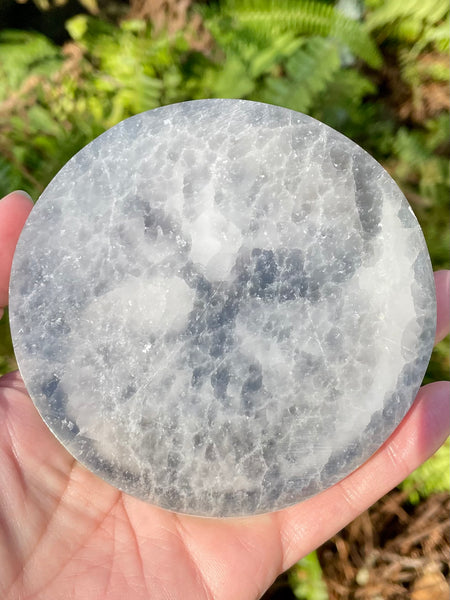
[0,0,448,598]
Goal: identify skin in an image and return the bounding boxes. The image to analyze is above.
[0,190,449,600]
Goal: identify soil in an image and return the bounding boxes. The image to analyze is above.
[263,489,450,600]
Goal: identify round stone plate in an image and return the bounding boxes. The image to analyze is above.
[9,99,436,517]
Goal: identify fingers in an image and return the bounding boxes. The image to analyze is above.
[0,192,34,311]
[435,270,450,344]
[277,380,450,570]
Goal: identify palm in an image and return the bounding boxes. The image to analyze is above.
[1,371,284,600]
[1,192,449,600]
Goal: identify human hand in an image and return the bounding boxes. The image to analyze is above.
[1,190,449,600]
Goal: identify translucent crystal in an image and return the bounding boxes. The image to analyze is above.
[9,100,436,517]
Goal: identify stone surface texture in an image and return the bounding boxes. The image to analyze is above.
[9,100,436,517]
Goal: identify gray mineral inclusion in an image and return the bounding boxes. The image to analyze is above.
[9,99,436,517]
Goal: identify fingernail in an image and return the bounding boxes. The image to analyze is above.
[1,190,34,204]
[15,190,34,202]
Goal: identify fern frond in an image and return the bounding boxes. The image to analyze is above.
[312,68,376,128]
[218,0,382,67]
[206,15,302,79]
[420,19,450,52]
[202,4,298,66]
[366,0,449,32]
[0,30,62,100]
[66,15,179,121]
[394,128,432,170]
[256,37,341,113]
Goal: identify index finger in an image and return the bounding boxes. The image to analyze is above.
[0,191,34,312]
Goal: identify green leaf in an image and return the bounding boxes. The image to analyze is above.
[289,551,329,600]
[65,15,89,42]
[400,439,450,504]
[0,30,62,100]
[256,37,341,113]
[218,0,382,67]
[77,0,99,15]
[121,19,147,33]
[366,0,449,31]
[27,105,62,136]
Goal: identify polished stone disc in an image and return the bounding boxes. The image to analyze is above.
[9,99,436,517]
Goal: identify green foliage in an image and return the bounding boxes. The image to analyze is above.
[200,17,304,98]
[366,0,450,119]
[0,310,16,376]
[255,37,342,113]
[401,438,450,504]
[289,551,329,600]
[14,0,98,11]
[0,17,203,197]
[0,0,447,373]
[311,67,377,135]
[0,1,386,197]
[65,15,193,125]
[200,0,382,118]
[213,0,382,67]
[0,30,63,100]
[365,0,449,48]
[0,3,448,597]
[391,116,450,272]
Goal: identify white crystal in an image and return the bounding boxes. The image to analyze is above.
[9,99,436,517]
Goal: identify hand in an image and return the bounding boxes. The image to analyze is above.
[1,191,449,600]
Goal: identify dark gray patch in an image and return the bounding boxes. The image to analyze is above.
[278,248,308,301]
[211,365,231,399]
[352,155,383,238]
[363,409,384,439]
[262,464,283,503]
[262,437,278,465]
[382,390,405,423]
[42,374,60,398]
[143,205,179,242]
[241,363,263,415]
[249,249,278,300]
[123,383,137,400]
[193,432,206,448]
[167,451,181,469]
[329,144,352,171]
[232,428,255,461]
[191,365,211,387]
[164,487,183,511]
[205,443,216,461]
[321,439,362,484]
[397,202,417,228]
